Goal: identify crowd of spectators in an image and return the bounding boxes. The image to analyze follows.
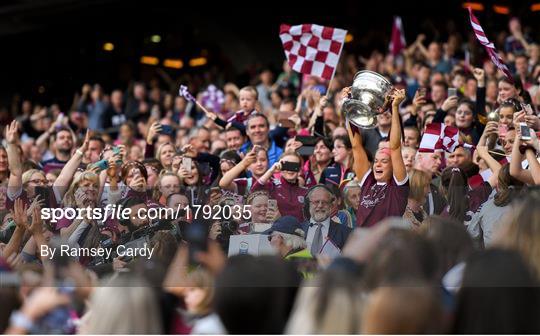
[0,14,540,334]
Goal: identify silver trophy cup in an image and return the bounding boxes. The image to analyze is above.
[342,70,394,129]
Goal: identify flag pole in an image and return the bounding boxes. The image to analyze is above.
[326,41,344,125]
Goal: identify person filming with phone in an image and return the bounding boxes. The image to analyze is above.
[252,151,308,221]
[509,110,540,185]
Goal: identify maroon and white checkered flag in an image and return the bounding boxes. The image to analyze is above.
[467,8,514,83]
[419,123,445,153]
[279,24,347,80]
[419,123,474,153]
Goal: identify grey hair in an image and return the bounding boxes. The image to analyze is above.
[280,232,307,250]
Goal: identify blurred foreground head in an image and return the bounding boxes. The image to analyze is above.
[80,275,163,334]
[453,249,540,334]
[214,255,301,334]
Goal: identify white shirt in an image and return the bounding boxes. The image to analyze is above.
[443,262,466,294]
[190,313,226,335]
[306,217,330,251]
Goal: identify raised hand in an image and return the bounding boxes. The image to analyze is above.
[171,155,182,174]
[12,198,28,231]
[78,129,91,154]
[442,96,459,112]
[106,154,120,179]
[306,89,321,110]
[181,144,197,158]
[27,195,45,218]
[116,144,127,161]
[391,89,406,107]
[19,287,71,322]
[146,122,162,143]
[472,68,485,82]
[412,89,427,108]
[130,175,147,192]
[241,148,258,168]
[177,166,191,179]
[208,222,222,240]
[415,34,426,45]
[513,110,526,128]
[5,120,20,145]
[288,114,301,127]
[483,121,499,136]
[524,114,540,131]
[340,86,352,100]
[475,145,490,160]
[272,161,283,172]
[525,128,540,152]
[29,206,44,236]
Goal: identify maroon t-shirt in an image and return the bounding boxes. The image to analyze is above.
[356,170,409,228]
[251,176,308,221]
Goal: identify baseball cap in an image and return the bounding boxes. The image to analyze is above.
[263,215,305,238]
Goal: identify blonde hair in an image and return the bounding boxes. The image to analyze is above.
[280,150,303,166]
[494,196,540,279]
[152,171,180,202]
[286,276,364,334]
[155,142,175,167]
[62,171,99,207]
[22,169,45,185]
[81,275,163,334]
[239,86,258,100]
[408,169,431,202]
[246,190,270,205]
[185,269,215,316]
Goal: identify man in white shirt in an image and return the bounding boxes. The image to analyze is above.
[301,185,352,254]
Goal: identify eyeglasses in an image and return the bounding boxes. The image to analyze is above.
[29,179,48,185]
[309,200,332,206]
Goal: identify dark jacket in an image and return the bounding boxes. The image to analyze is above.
[300,219,352,250]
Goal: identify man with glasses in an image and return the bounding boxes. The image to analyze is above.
[301,185,352,255]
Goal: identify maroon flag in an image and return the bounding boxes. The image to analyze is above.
[467,7,514,83]
[389,16,406,56]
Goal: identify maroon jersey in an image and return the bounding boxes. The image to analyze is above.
[227,109,255,124]
[356,170,409,228]
[302,161,318,188]
[251,176,308,221]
